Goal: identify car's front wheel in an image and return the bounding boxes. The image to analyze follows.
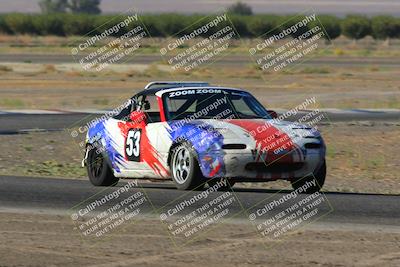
[87,147,119,186]
[171,142,204,190]
[291,160,326,194]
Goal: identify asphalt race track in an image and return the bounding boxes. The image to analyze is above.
[1,109,399,134]
[0,111,399,228]
[0,176,399,227]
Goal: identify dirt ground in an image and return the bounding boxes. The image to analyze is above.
[0,121,399,194]
[0,60,399,110]
[0,211,399,267]
[0,36,399,110]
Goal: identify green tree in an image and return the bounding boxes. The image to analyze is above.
[341,15,371,40]
[371,16,400,40]
[68,0,101,14]
[0,15,12,34]
[309,15,341,41]
[227,2,253,16]
[39,0,68,13]
[63,14,95,35]
[39,0,101,14]
[32,14,65,35]
[248,15,279,37]
[4,14,38,34]
[229,15,251,37]
[158,14,188,37]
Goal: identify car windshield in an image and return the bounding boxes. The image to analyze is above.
[163,88,271,121]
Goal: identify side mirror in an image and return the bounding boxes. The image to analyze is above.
[267,110,278,119]
[129,111,147,124]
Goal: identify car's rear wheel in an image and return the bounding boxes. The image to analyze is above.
[291,160,326,194]
[171,143,204,190]
[87,147,119,186]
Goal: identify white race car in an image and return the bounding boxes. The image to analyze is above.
[83,81,326,193]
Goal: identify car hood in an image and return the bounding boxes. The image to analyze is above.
[166,118,323,168]
[194,118,319,139]
[170,119,322,154]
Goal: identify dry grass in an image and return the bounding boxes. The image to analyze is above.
[41,64,57,73]
[65,70,83,77]
[0,61,399,109]
[0,98,25,108]
[0,65,12,72]
[1,34,400,56]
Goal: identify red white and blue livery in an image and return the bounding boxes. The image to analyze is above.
[83,81,326,193]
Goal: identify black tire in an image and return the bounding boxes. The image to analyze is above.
[291,160,326,194]
[170,142,204,190]
[207,178,235,191]
[86,147,119,186]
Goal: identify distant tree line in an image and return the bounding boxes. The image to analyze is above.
[39,0,101,14]
[0,13,399,41]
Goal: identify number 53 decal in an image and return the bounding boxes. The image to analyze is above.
[125,129,141,162]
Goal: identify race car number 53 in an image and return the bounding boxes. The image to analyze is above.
[125,129,141,162]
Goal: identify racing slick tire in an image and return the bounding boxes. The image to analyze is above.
[87,147,119,186]
[170,142,204,190]
[290,160,326,194]
[207,178,235,191]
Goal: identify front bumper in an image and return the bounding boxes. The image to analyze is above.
[201,148,324,180]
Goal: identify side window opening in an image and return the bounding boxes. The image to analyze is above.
[113,98,136,121]
[139,94,161,123]
[112,94,162,123]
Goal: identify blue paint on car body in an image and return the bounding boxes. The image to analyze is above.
[87,121,124,173]
[167,120,226,178]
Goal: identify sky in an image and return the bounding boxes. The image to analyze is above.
[0,0,399,16]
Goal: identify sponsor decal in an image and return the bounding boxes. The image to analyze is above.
[118,120,169,177]
[169,89,222,98]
